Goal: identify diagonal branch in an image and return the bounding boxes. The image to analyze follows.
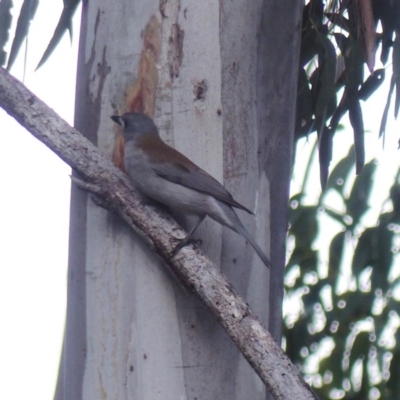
[0,67,318,400]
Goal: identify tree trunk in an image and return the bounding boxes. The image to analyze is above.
[56,0,302,399]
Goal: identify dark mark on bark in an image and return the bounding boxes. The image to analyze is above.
[193,80,208,101]
[159,0,168,18]
[168,23,184,79]
[95,47,111,105]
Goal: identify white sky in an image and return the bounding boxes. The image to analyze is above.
[0,1,80,399]
[1,2,400,400]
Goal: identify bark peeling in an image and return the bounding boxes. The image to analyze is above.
[126,14,161,115]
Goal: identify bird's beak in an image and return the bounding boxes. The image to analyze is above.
[111,115,125,127]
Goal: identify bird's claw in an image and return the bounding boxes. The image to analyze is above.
[169,237,203,259]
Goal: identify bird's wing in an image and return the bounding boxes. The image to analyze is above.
[151,161,253,214]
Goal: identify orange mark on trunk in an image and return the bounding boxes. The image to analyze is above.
[113,14,161,171]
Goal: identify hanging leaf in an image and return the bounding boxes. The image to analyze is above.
[329,89,349,137]
[346,160,377,227]
[284,316,311,364]
[321,336,346,390]
[358,68,385,100]
[314,35,337,133]
[299,27,319,67]
[289,205,319,249]
[325,145,355,195]
[328,231,346,277]
[0,0,13,67]
[344,36,364,90]
[379,75,395,138]
[389,182,400,222]
[295,248,318,275]
[328,70,383,153]
[296,67,314,137]
[6,0,39,71]
[348,91,365,174]
[36,0,80,70]
[352,227,376,275]
[393,34,400,118]
[318,125,334,189]
[370,221,393,292]
[348,331,371,374]
[375,0,400,65]
[387,350,400,399]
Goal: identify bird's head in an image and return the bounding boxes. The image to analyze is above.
[111,112,159,142]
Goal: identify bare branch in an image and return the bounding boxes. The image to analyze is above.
[0,67,318,400]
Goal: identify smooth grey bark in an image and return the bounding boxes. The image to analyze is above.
[51,0,300,399]
[258,1,303,343]
[220,0,303,345]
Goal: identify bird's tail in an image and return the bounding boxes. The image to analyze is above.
[235,220,271,268]
[215,202,270,268]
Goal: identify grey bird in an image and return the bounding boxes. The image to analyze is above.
[111,112,270,268]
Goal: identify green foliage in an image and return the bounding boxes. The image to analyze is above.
[284,147,400,399]
[298,0,400,188]
[35,0,80,70]
[0,0,13,66]
[6,0,38,71]
[0,0,80,70]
